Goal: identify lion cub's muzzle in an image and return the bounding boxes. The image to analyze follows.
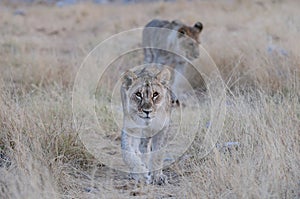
[142,108,153,119]
[140,102,154,119]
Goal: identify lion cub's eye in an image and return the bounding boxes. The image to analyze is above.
[153,92,159,98]
[135,92,142,98]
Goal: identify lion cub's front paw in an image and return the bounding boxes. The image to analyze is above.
[171,99,180,107]
[153,173,168,185]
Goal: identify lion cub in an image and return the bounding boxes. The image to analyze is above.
[120,66,172,184]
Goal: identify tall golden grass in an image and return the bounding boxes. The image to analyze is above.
[0,0,299,198]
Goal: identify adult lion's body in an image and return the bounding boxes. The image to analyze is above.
[120,66,172,184]
[143,19,202,65]
[143,19,205,102]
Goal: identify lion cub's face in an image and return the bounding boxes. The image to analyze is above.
[121,68,171,128]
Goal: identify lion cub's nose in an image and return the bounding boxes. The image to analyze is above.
[143,109,152,116]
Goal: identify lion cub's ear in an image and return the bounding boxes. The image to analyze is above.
[122,71,137,90]
[194,22,203,33]
[156,68,170,85]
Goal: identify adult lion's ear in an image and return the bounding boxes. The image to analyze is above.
[156,68,170,85]
[194,22,203,33]
[177,27,186,37]
[122,70,137,90]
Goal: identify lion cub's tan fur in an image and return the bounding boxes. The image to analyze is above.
[121,66,172,184]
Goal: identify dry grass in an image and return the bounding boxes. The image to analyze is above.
[0,0,299,198]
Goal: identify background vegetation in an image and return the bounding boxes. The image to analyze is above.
[0,0,299,198]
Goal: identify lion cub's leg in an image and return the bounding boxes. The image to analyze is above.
[121,131,149,181]
[148,131,168,184]
[138,137,153,183]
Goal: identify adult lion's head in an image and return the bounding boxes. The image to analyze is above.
[168,20,203,60]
